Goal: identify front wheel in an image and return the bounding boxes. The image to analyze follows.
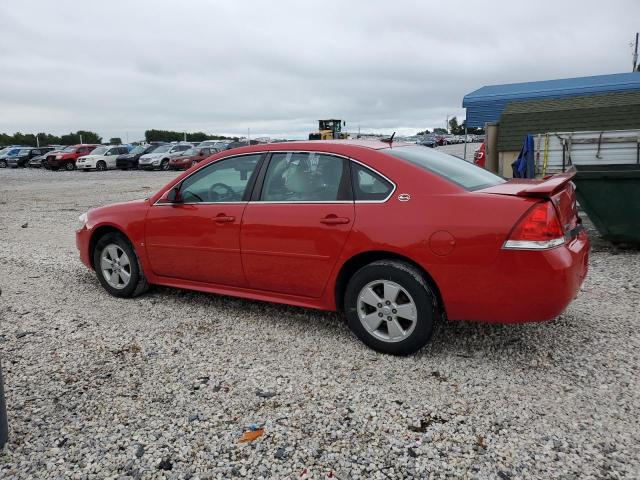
[93,232,149,297]
[0,160,6,168]
[96,161,107,171]
[344,260,437,355]
[160,159,170,171]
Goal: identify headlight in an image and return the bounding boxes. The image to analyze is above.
[78,212,88,228]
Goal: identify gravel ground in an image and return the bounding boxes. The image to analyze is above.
[0,168,639,479]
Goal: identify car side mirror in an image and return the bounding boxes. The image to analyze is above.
[166,187,182,203]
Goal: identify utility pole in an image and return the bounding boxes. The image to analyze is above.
[36,134,40,148]
[633,32,639,72]
[446,115,449,134]
[79,133,83,144]
[247,128,250,144]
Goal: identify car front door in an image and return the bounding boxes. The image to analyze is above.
[144,153,263,286]
[241,151,354,298]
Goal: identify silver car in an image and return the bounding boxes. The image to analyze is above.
[138,143,193,171]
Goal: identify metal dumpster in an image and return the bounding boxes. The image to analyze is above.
[573,164,640,244]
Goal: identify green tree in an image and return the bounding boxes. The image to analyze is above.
[109,137,122,145]
[448,117,463,135]
[416,129,431,136]
[433,128,447,134]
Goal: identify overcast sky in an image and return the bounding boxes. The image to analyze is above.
[1,0,639,141]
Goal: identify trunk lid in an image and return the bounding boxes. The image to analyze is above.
[478,171,580,235]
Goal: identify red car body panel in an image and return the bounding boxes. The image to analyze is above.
[77,141,589,323]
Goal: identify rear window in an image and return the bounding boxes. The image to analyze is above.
[383,146,505,191]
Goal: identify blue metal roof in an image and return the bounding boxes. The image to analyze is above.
[463,72,640,128]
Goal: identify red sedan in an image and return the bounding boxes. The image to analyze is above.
[76,141,589,354]
[168,146,217,170]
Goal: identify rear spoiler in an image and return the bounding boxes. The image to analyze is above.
[515,171,576,198]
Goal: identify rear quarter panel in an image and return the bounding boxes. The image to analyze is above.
[334,149,536,321]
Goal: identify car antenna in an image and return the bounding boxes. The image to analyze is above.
[381,132,396,145]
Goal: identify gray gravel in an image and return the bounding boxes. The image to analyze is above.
[0,168,639,479]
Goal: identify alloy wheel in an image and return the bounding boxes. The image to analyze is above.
[100,244,132,289]
[357,280,418,343]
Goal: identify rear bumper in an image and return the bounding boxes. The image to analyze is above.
[445,230,590,323]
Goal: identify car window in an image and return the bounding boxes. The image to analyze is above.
[32,150,41,156]
[351,162,394,201]
[383,146,505,191]
[179,154,261,203]
[261,152,351,202]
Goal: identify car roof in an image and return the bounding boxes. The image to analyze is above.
[223,139,411,153]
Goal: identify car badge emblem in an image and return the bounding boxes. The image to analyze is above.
[398,193,411,202]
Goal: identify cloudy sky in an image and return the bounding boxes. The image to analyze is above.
[1,0,639,140]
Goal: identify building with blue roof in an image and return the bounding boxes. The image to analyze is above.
[462,72,640,176]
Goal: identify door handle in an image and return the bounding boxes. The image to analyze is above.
[214,214,235,223]
[320,216,350,225]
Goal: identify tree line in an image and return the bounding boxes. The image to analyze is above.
[144,130,237,143]
[1,129,238,147]
[0,130,103,147]
[417,117,485,136]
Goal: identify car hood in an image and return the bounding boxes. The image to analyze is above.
[141,153,163,159]
[80,154,105,160]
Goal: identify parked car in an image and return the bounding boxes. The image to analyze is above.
[197,140,232,150]
[474,143,486,168]
[168,146,217,170]
[116,144,161,170]
[28,148,64,168]
[5,147,55,168]
[138,143,192,170]
[76,145,130,171]
[0,147,21,168]
[76,141,589,355]
[417,136,436,148]
[47,144,100,170]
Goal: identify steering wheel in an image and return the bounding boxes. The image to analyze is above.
[208,182,235,202]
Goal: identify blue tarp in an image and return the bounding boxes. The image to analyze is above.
[512,135,535,178]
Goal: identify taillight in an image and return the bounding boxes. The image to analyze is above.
[503,201,565,250]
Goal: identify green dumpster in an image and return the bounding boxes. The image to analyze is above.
[573,164,640,245]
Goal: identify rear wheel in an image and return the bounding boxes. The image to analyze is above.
[0,160,6,168]
[96,161,107,171]
[64,162,75,171]
[92,232,149,298]
[344,260,437,355]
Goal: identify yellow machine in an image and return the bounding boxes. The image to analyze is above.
[309,119,348,140]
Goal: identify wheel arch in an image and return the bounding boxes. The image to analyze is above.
[88,224,130,269]
[334,250,445,317]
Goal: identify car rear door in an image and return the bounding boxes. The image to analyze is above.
[240,151,354,298]
[144,153,263,286]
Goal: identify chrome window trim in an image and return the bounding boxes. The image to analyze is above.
[153,150,397,206]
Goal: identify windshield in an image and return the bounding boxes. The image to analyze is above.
[383,146,505,191]
[7,148,23,156]
[153,145,171,153]
[129,146,145,154]
[90,146,108,155]
[62,146,77,152]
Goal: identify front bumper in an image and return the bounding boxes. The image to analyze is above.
[76,226,93,269]
[76,161,95,170]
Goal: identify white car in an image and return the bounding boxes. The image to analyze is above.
[138,143,193,171]
[76,146,130,171]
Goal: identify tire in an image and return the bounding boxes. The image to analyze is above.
[0,160,6,168]
[92,232,149,298]
[344,260,437,355]
[64,162,75,171]
[160,159,170,171]
[96,161,107,171]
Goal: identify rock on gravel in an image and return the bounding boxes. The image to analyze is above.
[0,168,639,479]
